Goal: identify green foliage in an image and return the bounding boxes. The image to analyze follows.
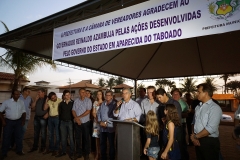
[155,78,176,93]
[203,77,218,93]
[114,76,125,85]
[226,80,240,93]
[179,78,197,95]
[0,21,56,91]
[106,77,115,90]
[220,74,237,93]
[97,78,106,87]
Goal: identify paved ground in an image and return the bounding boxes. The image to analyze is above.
[1,112,240,160]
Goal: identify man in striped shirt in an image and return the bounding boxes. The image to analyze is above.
[72,88,92,160]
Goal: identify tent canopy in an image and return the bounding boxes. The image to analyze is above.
[0,0,240,80]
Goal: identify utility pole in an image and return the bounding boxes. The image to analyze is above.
[67,78,74,96]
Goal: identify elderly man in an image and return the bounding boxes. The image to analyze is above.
[113,88,142,122]
[0,90,26,159]
[97,90,117,160]
[72,88,92,160]
[43,92,62,156]
[191,83,222,160]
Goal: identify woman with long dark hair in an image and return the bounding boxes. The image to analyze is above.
[161,104,181,160]
[92,90,105,160]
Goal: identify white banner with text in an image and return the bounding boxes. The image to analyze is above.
[53,0,240,60]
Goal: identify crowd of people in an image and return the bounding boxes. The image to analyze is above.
[0,82,231,160]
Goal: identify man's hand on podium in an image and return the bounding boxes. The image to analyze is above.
[124,118,136,122]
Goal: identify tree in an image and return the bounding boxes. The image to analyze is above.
[97,77,106,87]
[106,77,115,90]
[167,80,176,93]
[203,77,218,93]
[114,76,125,85]
[137,83,145,89]
[155,79,176,93]
[220,74,237,94]
[180,77,197,95]
[226,80,240,94]
[0,21,56,92]
[155,79,170,89]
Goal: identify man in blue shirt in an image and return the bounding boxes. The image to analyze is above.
[113,88,142,122]
[191,83,222,160]
[97,90,117,160]
[72,88,92,160]
[0,90,26,159]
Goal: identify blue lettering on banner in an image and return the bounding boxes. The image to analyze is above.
[109,41,115,49]
[143,0,178,16]
[112,11,142,24]
[61,28,83,38]
[116,36,143,48]
[76,36,92,44]
[153,28,182,41]
[89,22,105,31]
[63,50,70,57]
[149,10,201,29]
[70,47,86,55]
[180,0,189,7]
[131,22,148,34]
[57,39,75,49]
[93,30,114,41]
[93,43,108,52]
[115,27,130,36]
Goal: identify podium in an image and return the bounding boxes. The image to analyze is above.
[111,120,144,160]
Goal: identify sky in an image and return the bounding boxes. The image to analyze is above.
[0,0,114,86]
[0,0,239,92]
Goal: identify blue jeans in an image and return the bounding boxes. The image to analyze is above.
[147,147,160,159]
[60,120,74,154]
[2,118,23,156]
[75,121,90,155]
[22,120,29,140]
[48,116,60,151]
[33,116,47,149]
[100,132,115,160]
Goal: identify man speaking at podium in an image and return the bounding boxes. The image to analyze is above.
[113,88,142,122]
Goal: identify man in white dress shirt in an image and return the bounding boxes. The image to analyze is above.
[0,90,26,159]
